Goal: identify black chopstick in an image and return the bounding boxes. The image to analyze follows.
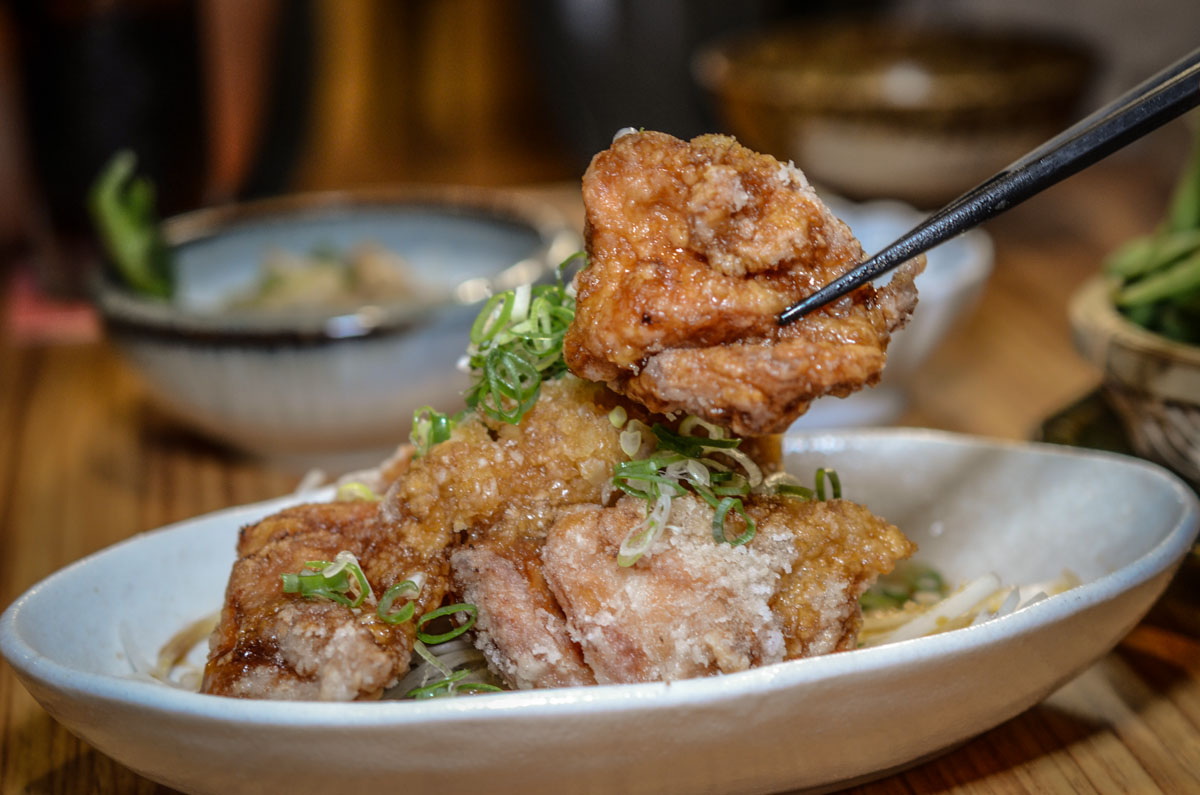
[778,45,1200,325]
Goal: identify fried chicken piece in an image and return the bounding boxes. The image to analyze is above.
[451,535,596,690]
[538,494,913,684]
[426,378,788,689]
[379,376,629,559]
[565,130,924,436]
[202,501,442,700]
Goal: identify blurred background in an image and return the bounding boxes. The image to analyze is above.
[2,0,1199,300]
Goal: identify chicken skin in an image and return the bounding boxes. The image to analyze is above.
[202,501,442,700]
[565,130,924,436]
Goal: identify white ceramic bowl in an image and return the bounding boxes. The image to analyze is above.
[93,187,581,465]
[791,197,994,429]
[2,430,1195,795]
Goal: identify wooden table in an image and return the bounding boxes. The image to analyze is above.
[1,162,1197,793]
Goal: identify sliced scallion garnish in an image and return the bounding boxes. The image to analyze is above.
[815,468,841,501]
[410,406,461,457]
[377,579,421,624]
[335,481,379,502]
[405,668,504,699]
[281,563,352,606]
[280,551,372,608]
[460,255,580,425]
[711,496,756,546]
[416,603,478,644]
[406,668,472,699]
[610,416,848,563]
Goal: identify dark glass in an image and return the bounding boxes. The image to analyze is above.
[13,0,206,296]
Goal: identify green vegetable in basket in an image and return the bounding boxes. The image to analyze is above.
[1104,121,1200,344]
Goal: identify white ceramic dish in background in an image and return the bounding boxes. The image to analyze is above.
[92,187,580,467]
[3,430,1196,795]
[791,197,994,430]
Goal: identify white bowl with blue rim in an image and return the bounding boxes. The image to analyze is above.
[92,187,580,467]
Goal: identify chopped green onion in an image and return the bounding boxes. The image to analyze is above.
[776,483,815,499]
[410,406,460,457]
[468,348,542,423]
[377,579,421,624]
[457,682,505,694]
[416,603,478,644]
[412,638,453,679]
[281,563,353,606]
[652,423,740,458]
[280,552,372,608]
[815,468,841,500]
[617,492,672,566]
[470,293,516,347]
[335,481,379,502]
[460,257,580,425]
[608,406,628,427]
[620,425,648,458]
[406,668,505,699]
[712,497,756,545]
[610,415,844,564]
[406,668,471,699]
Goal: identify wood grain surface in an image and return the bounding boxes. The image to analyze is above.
[1,165,1197,794]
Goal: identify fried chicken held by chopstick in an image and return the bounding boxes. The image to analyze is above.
[565,130,925,436]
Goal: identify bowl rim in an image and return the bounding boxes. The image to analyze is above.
[92,185,581,345]
[1069,275,1200,368]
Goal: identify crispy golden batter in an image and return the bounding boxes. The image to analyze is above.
[565,130,924,435]
[202,501,441,700]
[533,494,913,685]
[379,376,627,557]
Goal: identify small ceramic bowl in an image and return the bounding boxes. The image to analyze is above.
[694,23,1094,207]
[93,187,581,465]
[791,196,994,429]
[1069,276,1200,486]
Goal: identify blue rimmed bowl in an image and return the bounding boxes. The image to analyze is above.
[92,187,580,465]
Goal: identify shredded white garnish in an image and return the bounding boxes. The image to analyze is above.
[859,570,1080,647]
[388,637,499,698]
[122,612,219,691]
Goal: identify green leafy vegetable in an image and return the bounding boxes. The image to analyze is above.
[87,150,174,298]
[1104,123,1200,343]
